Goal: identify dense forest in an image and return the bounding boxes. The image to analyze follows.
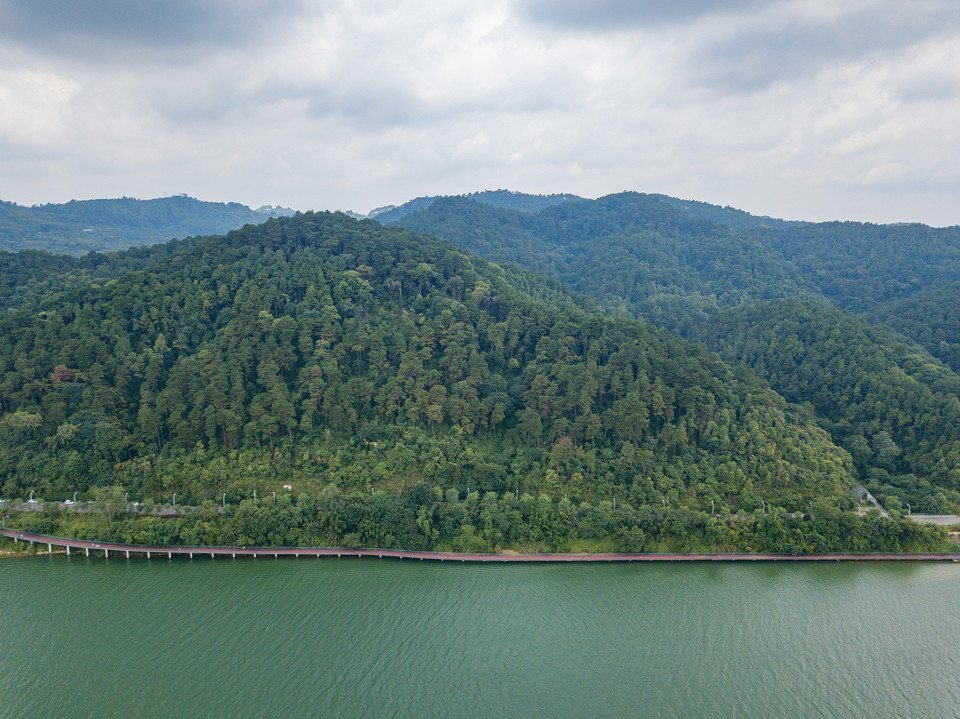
[389,192,960,514]
[0,195,293,255]
[10,489,947,555]
[2,191,958,553]
[869,282,960,374]
[392,193,816,334]
[0,212,856,530]
[695,299,960,511]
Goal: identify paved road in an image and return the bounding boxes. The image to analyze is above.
[908,514,960,526]
[4,529,960,562]
[855,486,889,518]
[0,500,215,516]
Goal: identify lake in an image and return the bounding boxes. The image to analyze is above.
[2,555,959,718]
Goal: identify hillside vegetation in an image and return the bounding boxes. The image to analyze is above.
[3,192,958,553]
[388,192,960,511]
[696,299,960,510]
[0,212,853,518]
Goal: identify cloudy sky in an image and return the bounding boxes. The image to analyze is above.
[2,0,960,224]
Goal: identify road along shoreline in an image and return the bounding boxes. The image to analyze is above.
[4,529,960,562]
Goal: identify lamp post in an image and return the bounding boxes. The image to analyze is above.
[906,503,910,516]
[760,500,765,512]
[29,490,34,502]
[711,500,715,514]
[173,493,177,512]
[125,493,129,514]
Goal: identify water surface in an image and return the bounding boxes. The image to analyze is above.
[2,556,958,718]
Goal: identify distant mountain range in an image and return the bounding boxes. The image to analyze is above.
[0,195,295,255]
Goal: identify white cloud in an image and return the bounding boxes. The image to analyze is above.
[1,0,960,224]
[0,67,80,145]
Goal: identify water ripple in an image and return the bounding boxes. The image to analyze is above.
[2,557,960,718]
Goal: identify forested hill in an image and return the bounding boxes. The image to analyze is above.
[694,299,960,511]
[390,191,960,319]
[869,282,960,374]
[650,195,790,230]
[368,190,583,224]
[658,194,960,313]
[0,195,294,255]
[385,192,960,513]
[389,193,817,333]
[0,211,854,518]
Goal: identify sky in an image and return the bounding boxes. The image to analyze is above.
[2,0,960,225]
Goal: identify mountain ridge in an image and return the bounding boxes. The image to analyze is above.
[0,194,295,255]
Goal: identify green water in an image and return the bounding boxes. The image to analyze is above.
[2,556,959,718]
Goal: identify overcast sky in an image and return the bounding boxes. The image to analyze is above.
[2,0,960,224]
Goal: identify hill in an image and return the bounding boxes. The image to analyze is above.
[385,192,960,511]
[869,282,960,375]
[368,190,583,224]
[0,195,294,255]
[389,193,815,333]
[694,299,960,511]
[658,195,960,313]
[0,212,854,517]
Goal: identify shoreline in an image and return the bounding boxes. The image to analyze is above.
[4,529,959,562]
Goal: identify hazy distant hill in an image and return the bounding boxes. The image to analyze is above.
[369,190,582,224]
[0,195,294,254]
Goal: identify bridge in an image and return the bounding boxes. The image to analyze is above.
[3,529,960,562]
